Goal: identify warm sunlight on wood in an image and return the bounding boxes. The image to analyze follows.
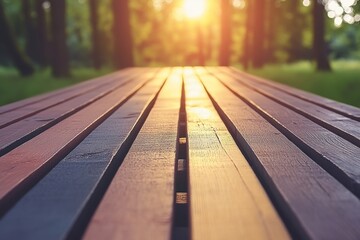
[182,0,206,19]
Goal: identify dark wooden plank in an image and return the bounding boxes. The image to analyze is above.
[0,69,157,156]
[184,69,290,240]
[0,68,133,115]
[228,67,360,121]
[214,67,360,147]
[0,68,140,129]
[0,69,169,240]
[0,69,158,213]
[83,68,182,240]
[206,68,360,197]
[197,68,360,240]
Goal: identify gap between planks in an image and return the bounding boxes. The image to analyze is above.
[196,67,360,240]
[0,68,171,240]
[0,69,161,216]
[184,67,290,240]
[229,67,360,121]
[0,69,156,157]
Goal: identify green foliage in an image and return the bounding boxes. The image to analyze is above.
[329,25,360,59]
[67,0,92,65]
[245,60,360,107]
[1,0,23,38]
[0,0,25,65]
[1,0,360,68]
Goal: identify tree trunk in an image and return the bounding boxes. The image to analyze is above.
[313,1,331,71]
[219,0,231,66]
[0,1,34,76]
[264,0,277,63]
[22,0,38,63]
[205,24,213,61]
[197,23,205,66]
[35,0,49,66]
[252,0,266,68]
[89,0,101,69]
[288,0,303,62]
[112,0,134,69]
[243,0,253,70]
[50,0,70,77]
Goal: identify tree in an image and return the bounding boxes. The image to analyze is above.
[0,0,34,76]
[264,0,277,63]
[243,0,253,70]
[219,0,231,66]
[313,0,331,71]
[35,0,49,66]
[197,23,205,65]
[22,0,38,63]
[112,0,134,69]
[89,0,101,69]
[287,0,305,62]
[50,0,70,77]
[252,0,266,68]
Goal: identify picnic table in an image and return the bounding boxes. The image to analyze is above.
[0,67,359,240]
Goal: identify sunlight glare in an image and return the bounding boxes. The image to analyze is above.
[302,0,310,7]
[322,0,360,25]
[187,81,203,98]
[182,0,206,19]
[191,107,212,120]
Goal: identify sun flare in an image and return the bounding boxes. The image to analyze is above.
[182,0,206,19]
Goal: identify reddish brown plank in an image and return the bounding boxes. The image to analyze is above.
[215,67,360,147]
[0,69,169,240]
[0,68,141,129]
[229,67,360,121]
[0,68,162,213]
[0,69,157,156]
[197,68,360,240]
[206,68,360,197]
[83,69,182,240]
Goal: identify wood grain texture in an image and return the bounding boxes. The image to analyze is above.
[0,67,359,240]
[208,69,360,197]
[0,68,134,115]
[216,67,360,147]
[0,69,169,240]
[83,68,183,240]
[228,67,360,121]
[0,69,156,156]
[197,68,360,240]
[0,69,158,213]
[184,68,290,240]
[0,68,140,129]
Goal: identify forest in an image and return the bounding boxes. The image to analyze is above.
[0,0,360,105]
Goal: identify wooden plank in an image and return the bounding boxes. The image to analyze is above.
[0,69,169,240]
[228,67,360,121]
[0,69,157,156]
[83,69,182,240]
[0,68,133,115]
[0,68,141,129]
[184,69,290,240]
[206,69,360,197]
[197,68,360,240]
[0,69,159,213]
[214,68,360,147]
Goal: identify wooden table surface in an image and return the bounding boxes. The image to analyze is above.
[0,67,359,240]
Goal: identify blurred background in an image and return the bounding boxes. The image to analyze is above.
[0,0,359,107]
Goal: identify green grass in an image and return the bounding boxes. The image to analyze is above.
[0,67,113,106]
[238,61,360,108]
